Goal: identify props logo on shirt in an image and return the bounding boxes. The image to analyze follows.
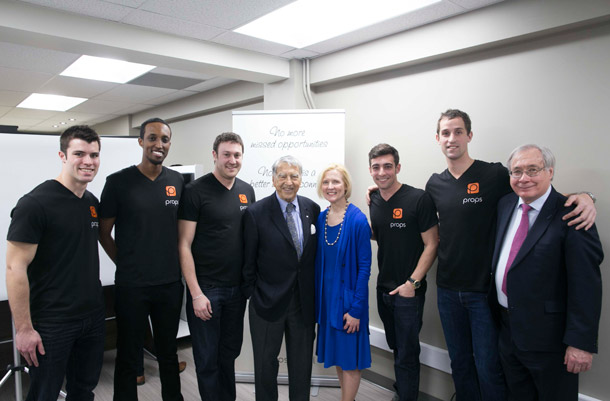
[166,186,176,196]
[239,194,248,203]
[467,182,479,194]
[393,208,403,219]
[90,206,97,218]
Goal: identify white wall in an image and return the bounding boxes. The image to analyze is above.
[311,19,610,401]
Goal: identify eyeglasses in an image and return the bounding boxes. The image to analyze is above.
[509,167,546,178]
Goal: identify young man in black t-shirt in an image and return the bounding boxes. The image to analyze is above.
[6,126,105,400]
[178,132,254,401]
[368,144,438,401]
[99,118,184,401]
[426,109,596,401]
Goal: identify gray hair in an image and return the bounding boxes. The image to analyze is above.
[507,144,555,177]
[272,155,303,176]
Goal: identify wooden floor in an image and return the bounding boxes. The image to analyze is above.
[0,338,397,401]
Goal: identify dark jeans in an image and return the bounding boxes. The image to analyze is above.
[26,309,105,401]
[249,290,314,401]
[186,284,246,401]
[437,287,507,401]
[114,281,184,401]
[377,290,425,401]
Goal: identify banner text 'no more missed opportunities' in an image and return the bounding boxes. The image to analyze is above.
[233,110,345,202]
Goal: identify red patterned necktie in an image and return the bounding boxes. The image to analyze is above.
[502,204,532,295]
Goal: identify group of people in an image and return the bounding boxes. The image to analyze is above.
[5,108,602,401]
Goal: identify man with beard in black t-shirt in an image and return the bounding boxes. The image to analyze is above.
[368,143,438,401]
[425,109,596,401]
[6,126,105,401]
[178,132,254,401]
[99,118,184,401]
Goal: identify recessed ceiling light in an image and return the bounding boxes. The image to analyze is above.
[61,55,156,83]
[60,122,67,125]
[235,0,441,48]
[17,93,87,112]
[52,124,59,128]
[68,118,76,121]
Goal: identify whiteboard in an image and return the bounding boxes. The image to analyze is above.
[0,133,141,301]
[233,109,345,202]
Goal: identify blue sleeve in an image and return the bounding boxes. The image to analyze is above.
[348,213,372,320]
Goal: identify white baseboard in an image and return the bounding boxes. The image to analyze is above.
[369,325,600,401]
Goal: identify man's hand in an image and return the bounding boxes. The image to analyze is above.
[389,282,415,298]
[564,346,593,374]
[16,327,44,367]
[563,193,596,231]
[343,313,360,334]
[192,294,213,321]
[365,185,379,206]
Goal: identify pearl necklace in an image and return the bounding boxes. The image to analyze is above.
[324,202,349,246]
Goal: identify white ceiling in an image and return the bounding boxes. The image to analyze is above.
[0,0,504,133]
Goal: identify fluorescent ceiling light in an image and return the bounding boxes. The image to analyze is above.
[61,55,155,83]
[17,93,87,111]
[235,0,441,48]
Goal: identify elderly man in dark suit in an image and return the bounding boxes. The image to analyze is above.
[242,155,320,401]
[490,144,603,401]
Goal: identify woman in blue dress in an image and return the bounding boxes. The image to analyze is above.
[315,164,372,401]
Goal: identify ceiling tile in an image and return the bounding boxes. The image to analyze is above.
[0,67,52,92]
[70,99,140,114]
[103,0,146,7]
[139,0,296,30]
[0,42,80,74]
[0,91,30,107]
[145,90,197,106]
[0,106,12,118]
[94,84,176,103]
[0,116,50,127]
[120,9,225,41]
[4,108,60,119]
[120,103,155,114]
[38,76,118,98]
[128,73,203,90]
[19,0,133,21]
[211,32,295,57]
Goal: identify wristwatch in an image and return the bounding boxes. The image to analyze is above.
[582,191,596,204]
[407,277,421,289]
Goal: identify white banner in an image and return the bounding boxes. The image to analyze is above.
[233,109,345,202]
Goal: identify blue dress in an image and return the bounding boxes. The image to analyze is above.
[316,223,372,370]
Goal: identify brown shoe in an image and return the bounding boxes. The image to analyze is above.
[178,361,187,373]
[136,375,145,386]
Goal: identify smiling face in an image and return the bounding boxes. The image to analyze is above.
[321,169,346,204]
[509,147,553,204]
[436,117,472,161]
[369,154,401,191]
[213,141,243,182]
[139,122,170,165]
[59,138,100,185]
[273,162,301,202]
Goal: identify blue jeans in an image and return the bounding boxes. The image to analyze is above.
[377,289,425,401]
[437,287,507,401]
[186,284,246,401]
[26,309,105,401]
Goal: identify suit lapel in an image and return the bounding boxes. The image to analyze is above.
[492,193,518,272]
[510,187,559,269]
[269,195,296,248]
[298,196,311,248]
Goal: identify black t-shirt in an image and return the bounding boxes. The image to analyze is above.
[7,180,104,323]
[99,166,183,287]
[425,160,511,292]
[370,184,438,293]
[178,173,255,286]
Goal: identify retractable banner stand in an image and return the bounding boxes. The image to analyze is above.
[233,109,345,202]
[232,110,345,389]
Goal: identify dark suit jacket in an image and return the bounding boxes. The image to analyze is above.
[242,193,320,324]
[490,187,603,353]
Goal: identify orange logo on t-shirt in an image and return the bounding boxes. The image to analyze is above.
[90,206,97,218]
[393,208,403,219]
[166,186,176,196]
[467,182,479,194]
[239,194,248,204]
